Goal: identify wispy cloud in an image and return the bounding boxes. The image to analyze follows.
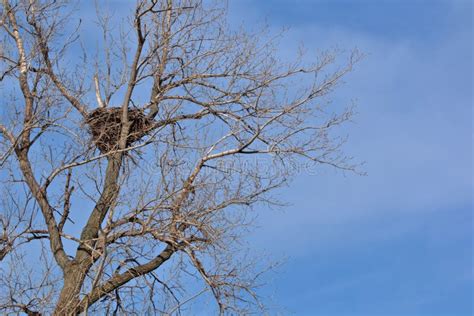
[239,1,472,255]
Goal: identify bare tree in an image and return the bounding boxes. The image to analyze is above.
[0,0,361,314]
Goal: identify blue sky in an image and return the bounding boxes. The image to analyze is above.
[2,1,470,315]
[225,1,472,315]
[71,1,472,314]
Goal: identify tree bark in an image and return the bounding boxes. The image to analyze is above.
[53,265,87,315]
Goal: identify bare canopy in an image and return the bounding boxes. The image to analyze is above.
[0,0,361,314]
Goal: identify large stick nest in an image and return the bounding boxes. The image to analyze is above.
[85,107,154,153]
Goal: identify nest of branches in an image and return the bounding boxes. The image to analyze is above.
[85,107,154,153]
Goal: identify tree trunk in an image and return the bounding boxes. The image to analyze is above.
[53,265,87,315]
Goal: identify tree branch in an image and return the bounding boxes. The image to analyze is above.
[78,244,175,312]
